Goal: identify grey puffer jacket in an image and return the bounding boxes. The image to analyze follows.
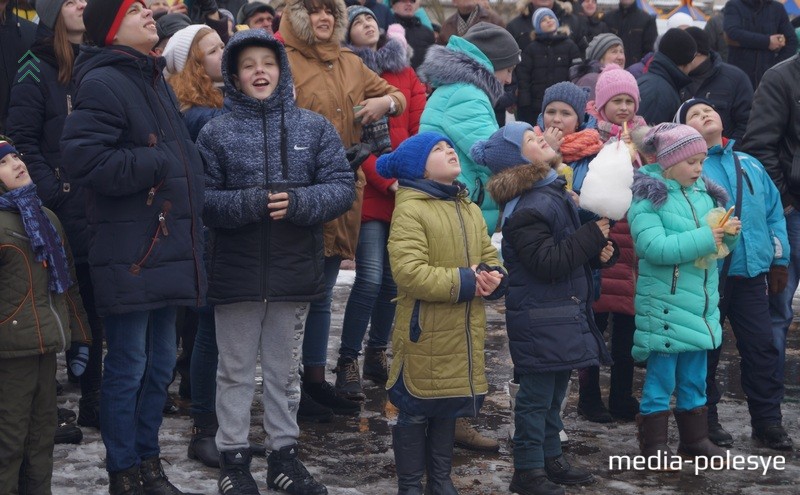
[198,30,354,305]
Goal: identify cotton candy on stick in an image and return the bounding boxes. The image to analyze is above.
[577,139,634,221]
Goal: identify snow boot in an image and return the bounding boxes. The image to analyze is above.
[297,389,334,423]
[424,417,459,495]
[708,418,734,447]
[392,423,426,495]
[607,362,638,421]
[303,380,360,416]
[674,407,727,460]
[453,418,498,452]
[187,412,220,468]
[508,469,564,495]
[576,367,613,423]
[218,449,261,495]
[108,465,143,495]
[362,347,389,385]
[752,423,794,451]
[636,411,678,471]
[266,444,327,495]
[333,357,365,401]
[543,455,594,485]
[78,390,101,428]
[140,456,201,494]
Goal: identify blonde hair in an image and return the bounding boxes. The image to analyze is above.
[166,28,224,112]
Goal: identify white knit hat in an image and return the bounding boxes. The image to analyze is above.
[163,24,209,75]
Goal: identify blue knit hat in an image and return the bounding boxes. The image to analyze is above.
[377,132,454,180]
[0,137,18,162]
[542,81,590,118]
[532,8,559,34]
[470,122,534,174]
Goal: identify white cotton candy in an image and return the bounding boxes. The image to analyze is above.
[579,139,634,221]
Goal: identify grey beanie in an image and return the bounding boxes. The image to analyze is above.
[36,0,66,30]
[463,22,521,71]
[585,33,623,62]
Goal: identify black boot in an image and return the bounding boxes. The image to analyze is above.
[187,412,219,468]
[708,418,734,447]
[219,449,261,495]
[78,390,101,428]
[543,455,594,485]
[752,423,794,451]
[577,367,613,423]
[362,347,389,385]
[109,465,143,495]
[56,408,82,445]
[392,423,426,495]
[140,457,201,495]
[303,381,360,416]
[266,444,327,495]
[424,418,458,495]
[297,389,334,423]
[508,469,564,495]
[607,361,638,421]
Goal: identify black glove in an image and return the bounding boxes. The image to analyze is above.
[345,143,371,171]
[768,265,789,295]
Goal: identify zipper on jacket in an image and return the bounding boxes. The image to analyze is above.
[130,202,172,275]
[146,179,164,206]
[741,167,754,195]
[48,292,67,352]
[454,199,476,410]
[671,265,679,295]
[261,107,270,301]
[66,94,72,115]
[681,188,715,346]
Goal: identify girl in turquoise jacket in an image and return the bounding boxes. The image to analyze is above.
[628,123,740,468]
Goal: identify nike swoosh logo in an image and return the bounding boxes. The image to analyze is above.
[294,145,309,150]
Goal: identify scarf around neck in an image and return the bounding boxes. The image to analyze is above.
[534,125,604,164]
[0,183,71,293]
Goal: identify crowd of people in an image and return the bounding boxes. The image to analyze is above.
[0,0,798,494]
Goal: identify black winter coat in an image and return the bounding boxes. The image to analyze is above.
[488,163,612,374]
[198,30,354,305]
[7,25,90,261]
[0,4,35,133]
[603,3,657,68]
[680,51,753,144]
[507,2,588,53]
[393,13,435,70]
[516,33,582,125]
[724,0,796,88]
[60,45,207,316]
[583,14,609,44]
[637,52,692,125]
[741,55,800,209]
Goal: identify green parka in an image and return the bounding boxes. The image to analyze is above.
[0,208,90,358]
[386,180,503,410]
[628,164,738,362]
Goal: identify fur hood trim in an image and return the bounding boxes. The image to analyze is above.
[280,0,348,48]
[417,44,504,105]
[486,160,556,206]
[631,172,729,209]
[347,37,409,75]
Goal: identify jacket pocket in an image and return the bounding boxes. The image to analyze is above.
[409,300,422,343]
[129,201,172,275]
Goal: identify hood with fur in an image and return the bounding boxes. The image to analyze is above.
[486,159,556,206]
[417,39,504,105]
[279,0,348,60]
[347,37,409,75]
[631,164,728,209]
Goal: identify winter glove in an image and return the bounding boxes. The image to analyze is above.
[345,143,371,171]
[67,343,90,378]
[768,265,789,296]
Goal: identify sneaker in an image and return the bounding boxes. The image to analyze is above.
[297,390,334,423]
[333,357,365,401]
[219,449,261,495]
[543,455,595,485]
[708,420,734,447]
[58,407,76,424]
[267,445,327,495]
[362,347,389,385]
[752,424,794,451]
[303,381,360,416]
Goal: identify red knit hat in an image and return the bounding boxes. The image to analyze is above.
[84,0,145,47]
[595,64,640,120]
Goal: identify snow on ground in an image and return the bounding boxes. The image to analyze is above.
[52,277,800,494]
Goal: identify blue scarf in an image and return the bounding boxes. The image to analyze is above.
[0,183,71,293]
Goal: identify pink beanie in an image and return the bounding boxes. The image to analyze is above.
[642,123,708,170]
[595,64,640,120]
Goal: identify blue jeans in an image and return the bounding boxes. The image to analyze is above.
[339,221,397,359]
[302,256,341,367]
[769,209,800,385]
[513,371,569,469]
[190,306,217,416]
[101,307,177,473]
[641,351,706,415]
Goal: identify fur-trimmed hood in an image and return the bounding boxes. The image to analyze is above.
[417,38,504,105]
[347,37,409,75]
[631,164,728,209]
[279,0,348,61]
[486,159,556,206]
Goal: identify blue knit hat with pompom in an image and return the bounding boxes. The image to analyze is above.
[377,132,454,180]
[470,122,534,175]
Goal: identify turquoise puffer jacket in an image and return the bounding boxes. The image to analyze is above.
[417,36,505,233]
[702,141,789,276]
[628,164,738,362]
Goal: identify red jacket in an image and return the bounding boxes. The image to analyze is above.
[362,66,427,223]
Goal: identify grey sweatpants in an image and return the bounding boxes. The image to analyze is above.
[215,301,308,452]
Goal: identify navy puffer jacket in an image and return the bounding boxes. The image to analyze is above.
[198,30,354,305]
[8,24,90,261]
[61,45,207,316]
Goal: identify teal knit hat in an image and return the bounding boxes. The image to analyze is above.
[377,132,454,180]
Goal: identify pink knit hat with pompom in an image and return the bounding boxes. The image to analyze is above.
[595,64,640,120]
